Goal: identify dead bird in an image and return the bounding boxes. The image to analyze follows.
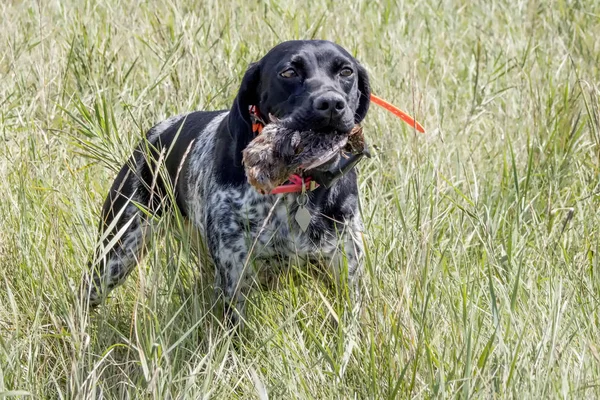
[242,121,365,194]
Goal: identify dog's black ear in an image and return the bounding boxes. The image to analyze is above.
[228,62,261,140]
[354,63,371,123]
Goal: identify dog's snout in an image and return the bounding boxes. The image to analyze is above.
[313,92,346,117]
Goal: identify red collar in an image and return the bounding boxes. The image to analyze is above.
[248,95,425,194]
[271,174,318,194]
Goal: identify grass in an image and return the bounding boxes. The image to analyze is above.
[1,0,600,398]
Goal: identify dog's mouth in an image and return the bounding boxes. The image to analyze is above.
[272,111,355,136]
[267,113,366,169]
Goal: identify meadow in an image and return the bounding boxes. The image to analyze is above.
[1,0,600,398]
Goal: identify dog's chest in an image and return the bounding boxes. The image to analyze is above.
[210,186,321,258]
[182,114,339,260]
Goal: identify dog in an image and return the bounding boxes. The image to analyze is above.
[82,40,371,326]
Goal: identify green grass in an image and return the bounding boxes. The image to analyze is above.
[1,0,600,398]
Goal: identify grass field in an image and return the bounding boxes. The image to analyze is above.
[1,0,600,398]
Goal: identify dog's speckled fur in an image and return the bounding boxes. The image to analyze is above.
[82,40,370,326]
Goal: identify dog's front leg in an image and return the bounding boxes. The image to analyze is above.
[214,244,252,329]
[204,205,255,329]
[327,216,365,305]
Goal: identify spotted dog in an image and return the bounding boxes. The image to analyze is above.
[82,40,371,326]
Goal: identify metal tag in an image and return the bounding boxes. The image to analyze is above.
[295,191,311,232]
[295,205,311,232]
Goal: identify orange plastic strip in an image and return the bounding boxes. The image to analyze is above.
[370,94,425,133]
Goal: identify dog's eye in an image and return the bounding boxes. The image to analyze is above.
[340,67,353,77]
[280,68,298,78]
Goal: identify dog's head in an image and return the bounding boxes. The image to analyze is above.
[228,40,371,141]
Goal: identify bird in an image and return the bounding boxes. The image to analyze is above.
[242,121,364,194]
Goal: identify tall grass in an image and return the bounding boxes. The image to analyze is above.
[1,0,600,398]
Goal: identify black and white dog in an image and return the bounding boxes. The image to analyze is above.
[83,40,371,325]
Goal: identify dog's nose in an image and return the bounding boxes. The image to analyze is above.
[313,92,346,118]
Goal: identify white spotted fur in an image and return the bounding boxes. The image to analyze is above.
[84,112,364,325]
